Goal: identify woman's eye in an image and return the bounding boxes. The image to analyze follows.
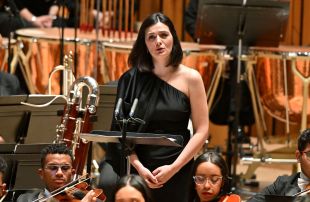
[148,35,156,40]
[160,33,168,38]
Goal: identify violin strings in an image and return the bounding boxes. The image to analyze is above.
[32,174,89,202]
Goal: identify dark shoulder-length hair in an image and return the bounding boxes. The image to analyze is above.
[298,128,310,152]
[112,174,154,202]
[188,152,231,202]
[128,12,183,72]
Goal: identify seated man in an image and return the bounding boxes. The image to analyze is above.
[0,156,7,200]
[16,144,97,202]
[248,129,310,201]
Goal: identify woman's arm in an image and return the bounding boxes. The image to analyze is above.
[153,68,209,185]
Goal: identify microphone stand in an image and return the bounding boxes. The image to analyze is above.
[94,0,101,79]
[115,98,145,176]
[120,117,130,176]
[7,8,13,73]
[74,0,78,77]
[59,0,66,65]
[58,0,66,94]
[230,3,247,189]
[4,0,20,73]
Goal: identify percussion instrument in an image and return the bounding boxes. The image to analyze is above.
[249,46,310,132]
[15,28,136,94]
[102,41,229,108]
[238,46,310,181]
[0,38,17,73]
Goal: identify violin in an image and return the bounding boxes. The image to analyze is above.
[218,194,241,202]
[54,181,106,202]
[34,177,106,202]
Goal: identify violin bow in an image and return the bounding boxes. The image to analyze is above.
[32,174,89,202]
[0,193,7,202]
[292,188,310,197]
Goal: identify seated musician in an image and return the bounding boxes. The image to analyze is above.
[112,174,153,202]
[0,156,7,199]
[248,128,310,202]
[0,0,24,37]
[188,151,241,202]
[16,144,97,202]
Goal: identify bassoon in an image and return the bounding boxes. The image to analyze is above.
[55,76,100,176]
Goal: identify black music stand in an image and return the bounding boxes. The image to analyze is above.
[80,130,183,176]
[196,0,289,46]
[0,143,55,201]
[0,95,65,144]
[195,0,290,187]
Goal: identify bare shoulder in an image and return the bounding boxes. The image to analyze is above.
[179,64,203,83]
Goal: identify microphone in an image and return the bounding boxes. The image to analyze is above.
[129,98,138,117]
[114,98,123,118]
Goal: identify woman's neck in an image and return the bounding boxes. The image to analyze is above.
[153,64,178,82]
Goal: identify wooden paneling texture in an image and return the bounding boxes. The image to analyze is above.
[138,0,310,45]
[138,0,187,40]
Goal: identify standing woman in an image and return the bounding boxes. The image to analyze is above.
[106,12,209,202]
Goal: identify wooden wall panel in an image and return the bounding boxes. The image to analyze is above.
[138,0,309,45]
[162,0,185,39]
[138,0,161,20]
[282,0,302,45]
[138,0,187,40]
[302,0,310,45]
[282,0,310,46]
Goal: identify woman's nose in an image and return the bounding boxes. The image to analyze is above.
[155,35,162,45]
[203,180,212,188]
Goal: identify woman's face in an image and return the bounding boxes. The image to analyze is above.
[115,185,145,202]
[144,22,173,62]
[194,162,223,202]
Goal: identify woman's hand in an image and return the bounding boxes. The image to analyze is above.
[136,164,162,189]
[130,153,162,189]
[152,165,176,185]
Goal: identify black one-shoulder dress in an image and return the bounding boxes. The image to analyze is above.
[107,67,194,202]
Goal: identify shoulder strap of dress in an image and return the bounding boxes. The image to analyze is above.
[137,75,162,132]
